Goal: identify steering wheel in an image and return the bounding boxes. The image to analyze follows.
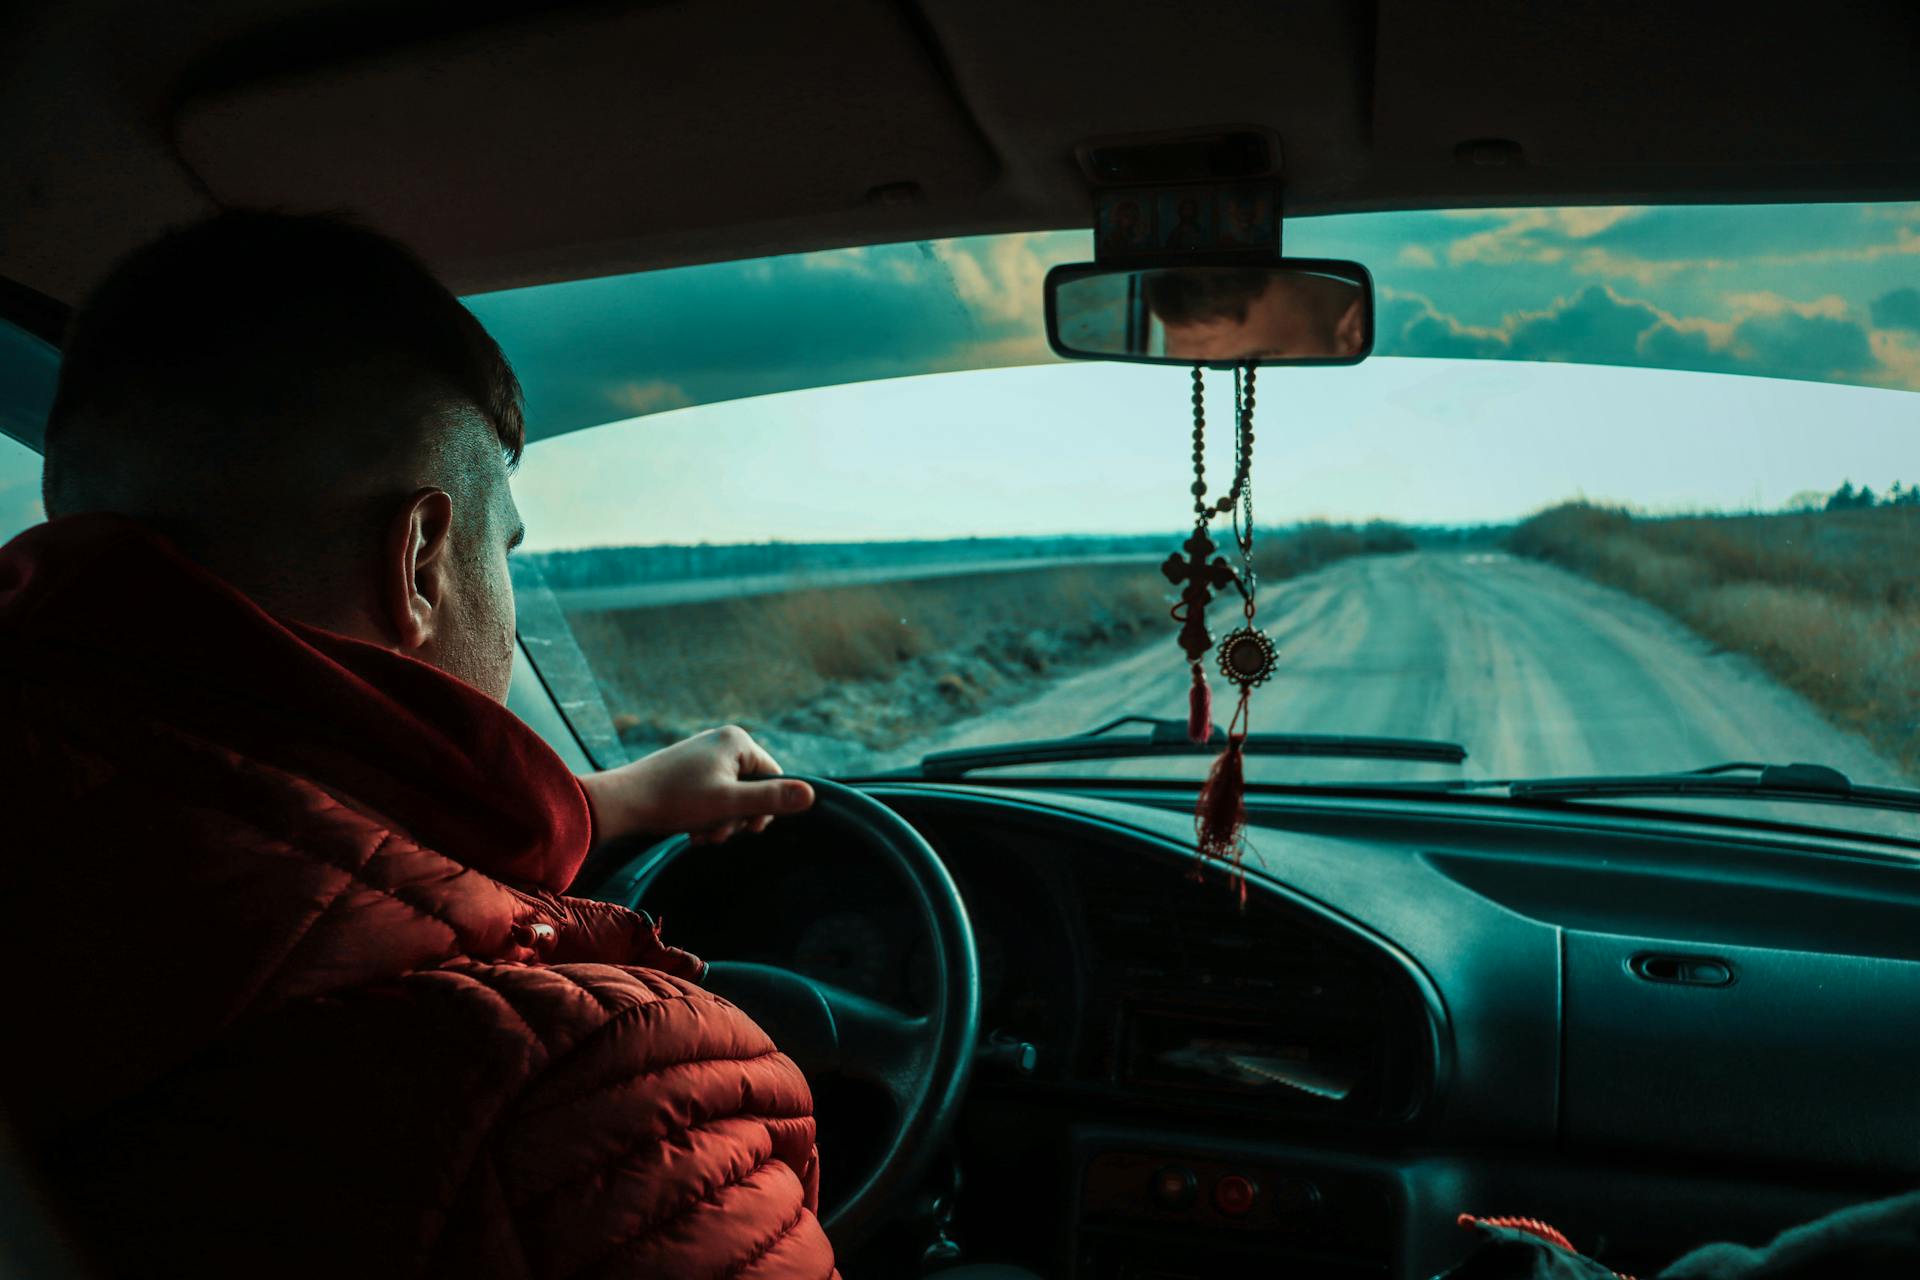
[592,778,981,1246]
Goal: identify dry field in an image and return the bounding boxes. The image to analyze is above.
[562,523,1414,759]
[1511,503,1920,781]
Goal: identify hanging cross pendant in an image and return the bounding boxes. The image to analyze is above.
[1161,526,1240,662]
[1217,625,1278,690]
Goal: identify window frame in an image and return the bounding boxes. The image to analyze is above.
[0,274,67,453]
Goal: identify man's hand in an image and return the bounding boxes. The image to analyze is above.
[578,726,816,849]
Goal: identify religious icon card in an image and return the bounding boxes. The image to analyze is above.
[1094,190,1156,259]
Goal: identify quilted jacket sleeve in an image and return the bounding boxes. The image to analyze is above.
[430,959,838,1280]
[544,896,708,982]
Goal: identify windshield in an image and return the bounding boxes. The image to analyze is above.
[485,203,1920,835]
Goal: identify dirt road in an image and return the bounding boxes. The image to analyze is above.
[906,551,1905,789]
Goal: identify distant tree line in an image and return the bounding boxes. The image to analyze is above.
[526,533,1183,590]
[526,522,1455,590]
[1826,480,1919,510]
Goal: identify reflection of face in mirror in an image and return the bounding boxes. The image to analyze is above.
[1146,268,1366,361]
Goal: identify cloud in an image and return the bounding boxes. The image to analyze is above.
[1408,203,1920,286]
[1503,285,1672,363]
[1444,207,1649,266]
[929,233,1056,325]
[468,231,1084,437]
[1736,311,1876,377]
[1781,227,1920,265]
[799,242,928,284]
[1397,244,1437,268]
[1701,292,1875,376]
[1568,247,1738,285]
[1721,291,1850,319]
[1868,328,1920,388]
[1379,286,1509,359]
[1870,286,1920,332]
[1383,282,1902,386]
[606,380,693,415]
[953,329,1055,370]
[1565,227,1920,285]
[1382,283,1697,364]
[1439,207,1645,234]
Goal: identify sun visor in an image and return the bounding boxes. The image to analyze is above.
[171,0,997,292]
[1372,0,1920,181]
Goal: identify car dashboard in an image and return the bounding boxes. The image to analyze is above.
[604,782,1920,1279]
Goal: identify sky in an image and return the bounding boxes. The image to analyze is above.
[510,357,1919,549]
[464,200,1920,549]
[466,201,1920,445]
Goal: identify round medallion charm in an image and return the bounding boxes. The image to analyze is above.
[1216,626,1277,689]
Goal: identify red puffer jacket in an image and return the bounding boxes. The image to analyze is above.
[0,516,839,1280]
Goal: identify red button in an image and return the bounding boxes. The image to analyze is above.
[1214,1174,1258,1216]
[1149,1166,1197,1210]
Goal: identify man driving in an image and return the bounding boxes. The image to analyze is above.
[1,212,839,1277]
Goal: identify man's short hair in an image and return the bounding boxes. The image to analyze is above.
[1143,268,1274,328]
[43,210,524,519]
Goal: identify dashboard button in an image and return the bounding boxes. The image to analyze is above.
[1213,1173,1258,1216]
[1272,1175,1322,1223]
[1148,1165,1197,1210]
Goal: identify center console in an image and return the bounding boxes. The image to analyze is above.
[1061,858,1437,1278]
[1071,1131,1398,1279]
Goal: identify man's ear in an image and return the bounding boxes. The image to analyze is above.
[1335,296,1367,357]
[382,488,455,651]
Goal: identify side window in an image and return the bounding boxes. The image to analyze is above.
[0,432,41,542]
[0,313,57,543]
[510,554,631,770]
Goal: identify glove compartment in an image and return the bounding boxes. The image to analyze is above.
[1562,930,1920,1173]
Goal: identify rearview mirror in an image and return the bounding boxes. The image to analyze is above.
[1045,259,1374,367]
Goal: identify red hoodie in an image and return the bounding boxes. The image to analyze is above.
[0,516,837,1279]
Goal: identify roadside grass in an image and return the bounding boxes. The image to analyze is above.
[1510,503,1920,781]
[563,521,1415,756]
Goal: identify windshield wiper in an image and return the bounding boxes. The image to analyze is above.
[899,715,1467,781]
[1492,761,1920,816]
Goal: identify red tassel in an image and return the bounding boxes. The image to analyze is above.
[1196,687,1251,906]
[1456,1215,1639,1280]
[1187,661,1213,744]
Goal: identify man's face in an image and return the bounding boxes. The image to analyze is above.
[1162,274,1366,362]
[421,435,522,704]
